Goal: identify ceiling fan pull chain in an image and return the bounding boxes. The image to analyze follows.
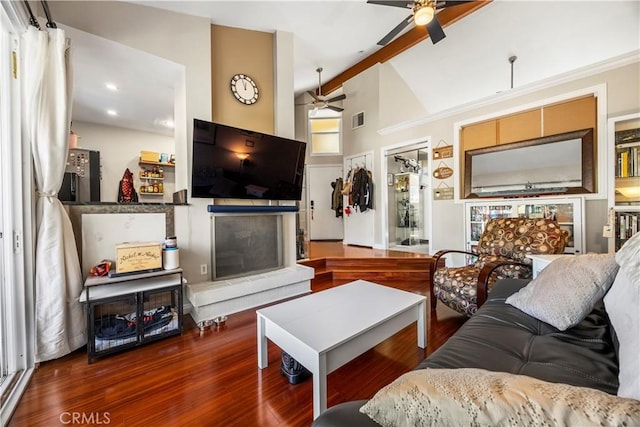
[316,67,323,96]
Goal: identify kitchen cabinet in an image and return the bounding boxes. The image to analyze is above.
[459,95,597,198]
[543,95,596,136]
[460,120,497,151]
[497,109,542,145]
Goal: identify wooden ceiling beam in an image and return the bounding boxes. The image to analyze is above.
[320,0,492,95]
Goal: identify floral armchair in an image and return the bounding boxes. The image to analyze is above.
[428,217,568,317]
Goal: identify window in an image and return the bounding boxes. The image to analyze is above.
[1,3,34,423]
[309,110,342,156]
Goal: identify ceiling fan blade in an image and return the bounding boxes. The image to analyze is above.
[435,0,474,9]
[310,107,319,117]
[326,105,344,113]
[367,0,411,9]
[377,16,412,46]
[426,15,446,44]
[326,94,346,103]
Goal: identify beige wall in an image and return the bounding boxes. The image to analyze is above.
[211,25,274,134]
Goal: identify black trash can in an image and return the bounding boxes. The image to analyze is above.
[281,351,311,384]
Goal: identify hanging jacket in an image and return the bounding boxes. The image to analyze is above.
[352,168,373,212]
[331,178,343,217]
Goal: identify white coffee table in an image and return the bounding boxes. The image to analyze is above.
[256,279,427,419]
[527,254,569,278]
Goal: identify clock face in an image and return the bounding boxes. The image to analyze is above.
[230,74,259,105]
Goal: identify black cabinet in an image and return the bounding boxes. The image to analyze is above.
[81,269,183,363]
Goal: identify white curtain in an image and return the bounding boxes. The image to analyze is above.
[23,25,86,362]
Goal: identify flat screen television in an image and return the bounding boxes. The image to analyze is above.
[191,119,307,200]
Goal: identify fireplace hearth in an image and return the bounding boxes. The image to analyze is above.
[184,208,314,329]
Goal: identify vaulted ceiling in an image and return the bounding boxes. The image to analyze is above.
[68,1,640,135]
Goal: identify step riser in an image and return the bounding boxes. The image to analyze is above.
[332,271,427,281]
[300,256,435,287]
[324,258,431,271]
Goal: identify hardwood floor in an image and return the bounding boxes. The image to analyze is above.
[8,242,466,427]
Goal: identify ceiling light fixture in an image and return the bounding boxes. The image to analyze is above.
[413,2,435,26]
[163,120,175,128]
[105,82,118,91]
[107,109,117,116]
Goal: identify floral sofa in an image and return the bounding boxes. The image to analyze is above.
[312,233,640,426]
[431,217,568,317]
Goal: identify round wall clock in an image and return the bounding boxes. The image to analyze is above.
[230,74,259,105]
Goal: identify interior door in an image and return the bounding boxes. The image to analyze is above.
[307,165,343,240]
[343,153,374,247]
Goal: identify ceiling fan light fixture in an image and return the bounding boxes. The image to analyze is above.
[414,5,435,26]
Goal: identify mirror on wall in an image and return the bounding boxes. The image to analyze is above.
[464,128,595,198]
[61,24,184,202]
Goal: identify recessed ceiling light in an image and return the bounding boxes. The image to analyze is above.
[164,120,175,128]
[107,109,117,116]
[105,82,118,91]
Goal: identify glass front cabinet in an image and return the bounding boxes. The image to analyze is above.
[465,197,584,255]
[394,172,422,246]
[608,113,640,252]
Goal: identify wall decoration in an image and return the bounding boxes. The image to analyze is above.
[230,73,259,105]
[433,182,454,200]
[432,139,453,160]
[433,161,453,179]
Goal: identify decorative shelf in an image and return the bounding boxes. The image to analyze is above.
[139,192,164,196]
[139,159,175,168]
[139,176,165,181]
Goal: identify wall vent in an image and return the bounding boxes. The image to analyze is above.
[352,111,365,129]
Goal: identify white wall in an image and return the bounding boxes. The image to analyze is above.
[379,62,427,129]
[50,1,212,192]
[52,1,212,284]
[346,59,639,254]
[72,121,175,203]
[338,63,436,248]
[53,2,297,286]
[52,2,639,281]
[389,1,640,117]
[320,55,640,253]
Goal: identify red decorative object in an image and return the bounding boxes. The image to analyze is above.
[89,260,112,276]
[118,168,138,203]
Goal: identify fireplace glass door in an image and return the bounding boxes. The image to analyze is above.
[211,214,284,279]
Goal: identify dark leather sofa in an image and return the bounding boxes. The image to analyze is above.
[312,279,619,426]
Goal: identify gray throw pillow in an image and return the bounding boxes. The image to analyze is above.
[506,253,619,331]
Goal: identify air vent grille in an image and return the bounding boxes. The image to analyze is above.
[352,111,365,129]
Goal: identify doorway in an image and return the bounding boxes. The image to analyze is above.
[385,143,430,254]
[307,165,344,241]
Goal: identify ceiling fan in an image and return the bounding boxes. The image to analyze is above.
[368,0,474,46]
[303,67,346,115]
